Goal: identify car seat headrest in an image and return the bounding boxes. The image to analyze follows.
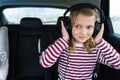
[20,17,43,30]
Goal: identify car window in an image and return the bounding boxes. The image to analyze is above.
[3,7,66,25]
[110,0,120,34]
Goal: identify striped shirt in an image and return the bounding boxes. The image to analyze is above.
[39,38,120,80]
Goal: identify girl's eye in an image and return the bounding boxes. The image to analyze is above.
[75,25,81,29]
[87,26,93,30]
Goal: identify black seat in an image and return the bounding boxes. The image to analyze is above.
[15,17,52,80]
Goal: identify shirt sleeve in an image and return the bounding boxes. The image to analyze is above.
[39,38,68,68]
[96,39,120,70]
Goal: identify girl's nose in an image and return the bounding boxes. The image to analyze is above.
[80,28,87,35]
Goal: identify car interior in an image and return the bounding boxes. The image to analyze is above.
[0,0,120,80]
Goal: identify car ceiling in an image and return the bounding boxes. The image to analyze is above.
[0,0,101,8]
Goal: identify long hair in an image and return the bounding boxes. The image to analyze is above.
[68,7,98,53]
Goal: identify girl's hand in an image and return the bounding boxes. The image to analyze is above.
[61,20,69,41]
[94,23,104,44]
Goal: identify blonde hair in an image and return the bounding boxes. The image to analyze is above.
[68,8,98,53]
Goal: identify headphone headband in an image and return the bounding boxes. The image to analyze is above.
[64,3,105,23]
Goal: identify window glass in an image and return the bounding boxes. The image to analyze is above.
[110,0,120,34]
[3,7,66,25]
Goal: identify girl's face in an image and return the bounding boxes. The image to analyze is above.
[72,13,95,44]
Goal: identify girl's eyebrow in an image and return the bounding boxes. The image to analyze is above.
[87,25,94,27]
[74,23,94,27]
[74,23,82,26]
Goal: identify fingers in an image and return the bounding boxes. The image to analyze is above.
[99,23,104,36]
[61,20,69,41]
[94,23,104,44]
[61,20,64,29]
[100,23,104,33]
[61,20,65,31]
[97,23,104,36]
[61,20,66,33]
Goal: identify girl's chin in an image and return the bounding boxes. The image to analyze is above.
[76,37,90,43]
[75,40,87,44]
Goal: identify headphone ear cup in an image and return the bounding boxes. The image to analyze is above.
[93,22,101,38]
[63,17,72,41]
[63,18,71,32]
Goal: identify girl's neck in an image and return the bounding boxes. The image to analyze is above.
[75,42,84,47]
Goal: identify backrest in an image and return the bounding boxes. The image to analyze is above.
[15,17,52,80]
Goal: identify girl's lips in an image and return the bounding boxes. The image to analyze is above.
[79,36,86,40]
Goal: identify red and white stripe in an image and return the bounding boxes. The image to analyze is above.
[97,39,120,69]
[40,38,120,80]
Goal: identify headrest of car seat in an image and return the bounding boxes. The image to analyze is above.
[20,17,43,30]
[19,17,44,36]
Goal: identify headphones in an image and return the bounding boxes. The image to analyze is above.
[62,3,105,41]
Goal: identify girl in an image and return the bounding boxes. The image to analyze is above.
[39,5,120,80]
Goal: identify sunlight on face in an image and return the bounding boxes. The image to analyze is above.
[72,13,95,43]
